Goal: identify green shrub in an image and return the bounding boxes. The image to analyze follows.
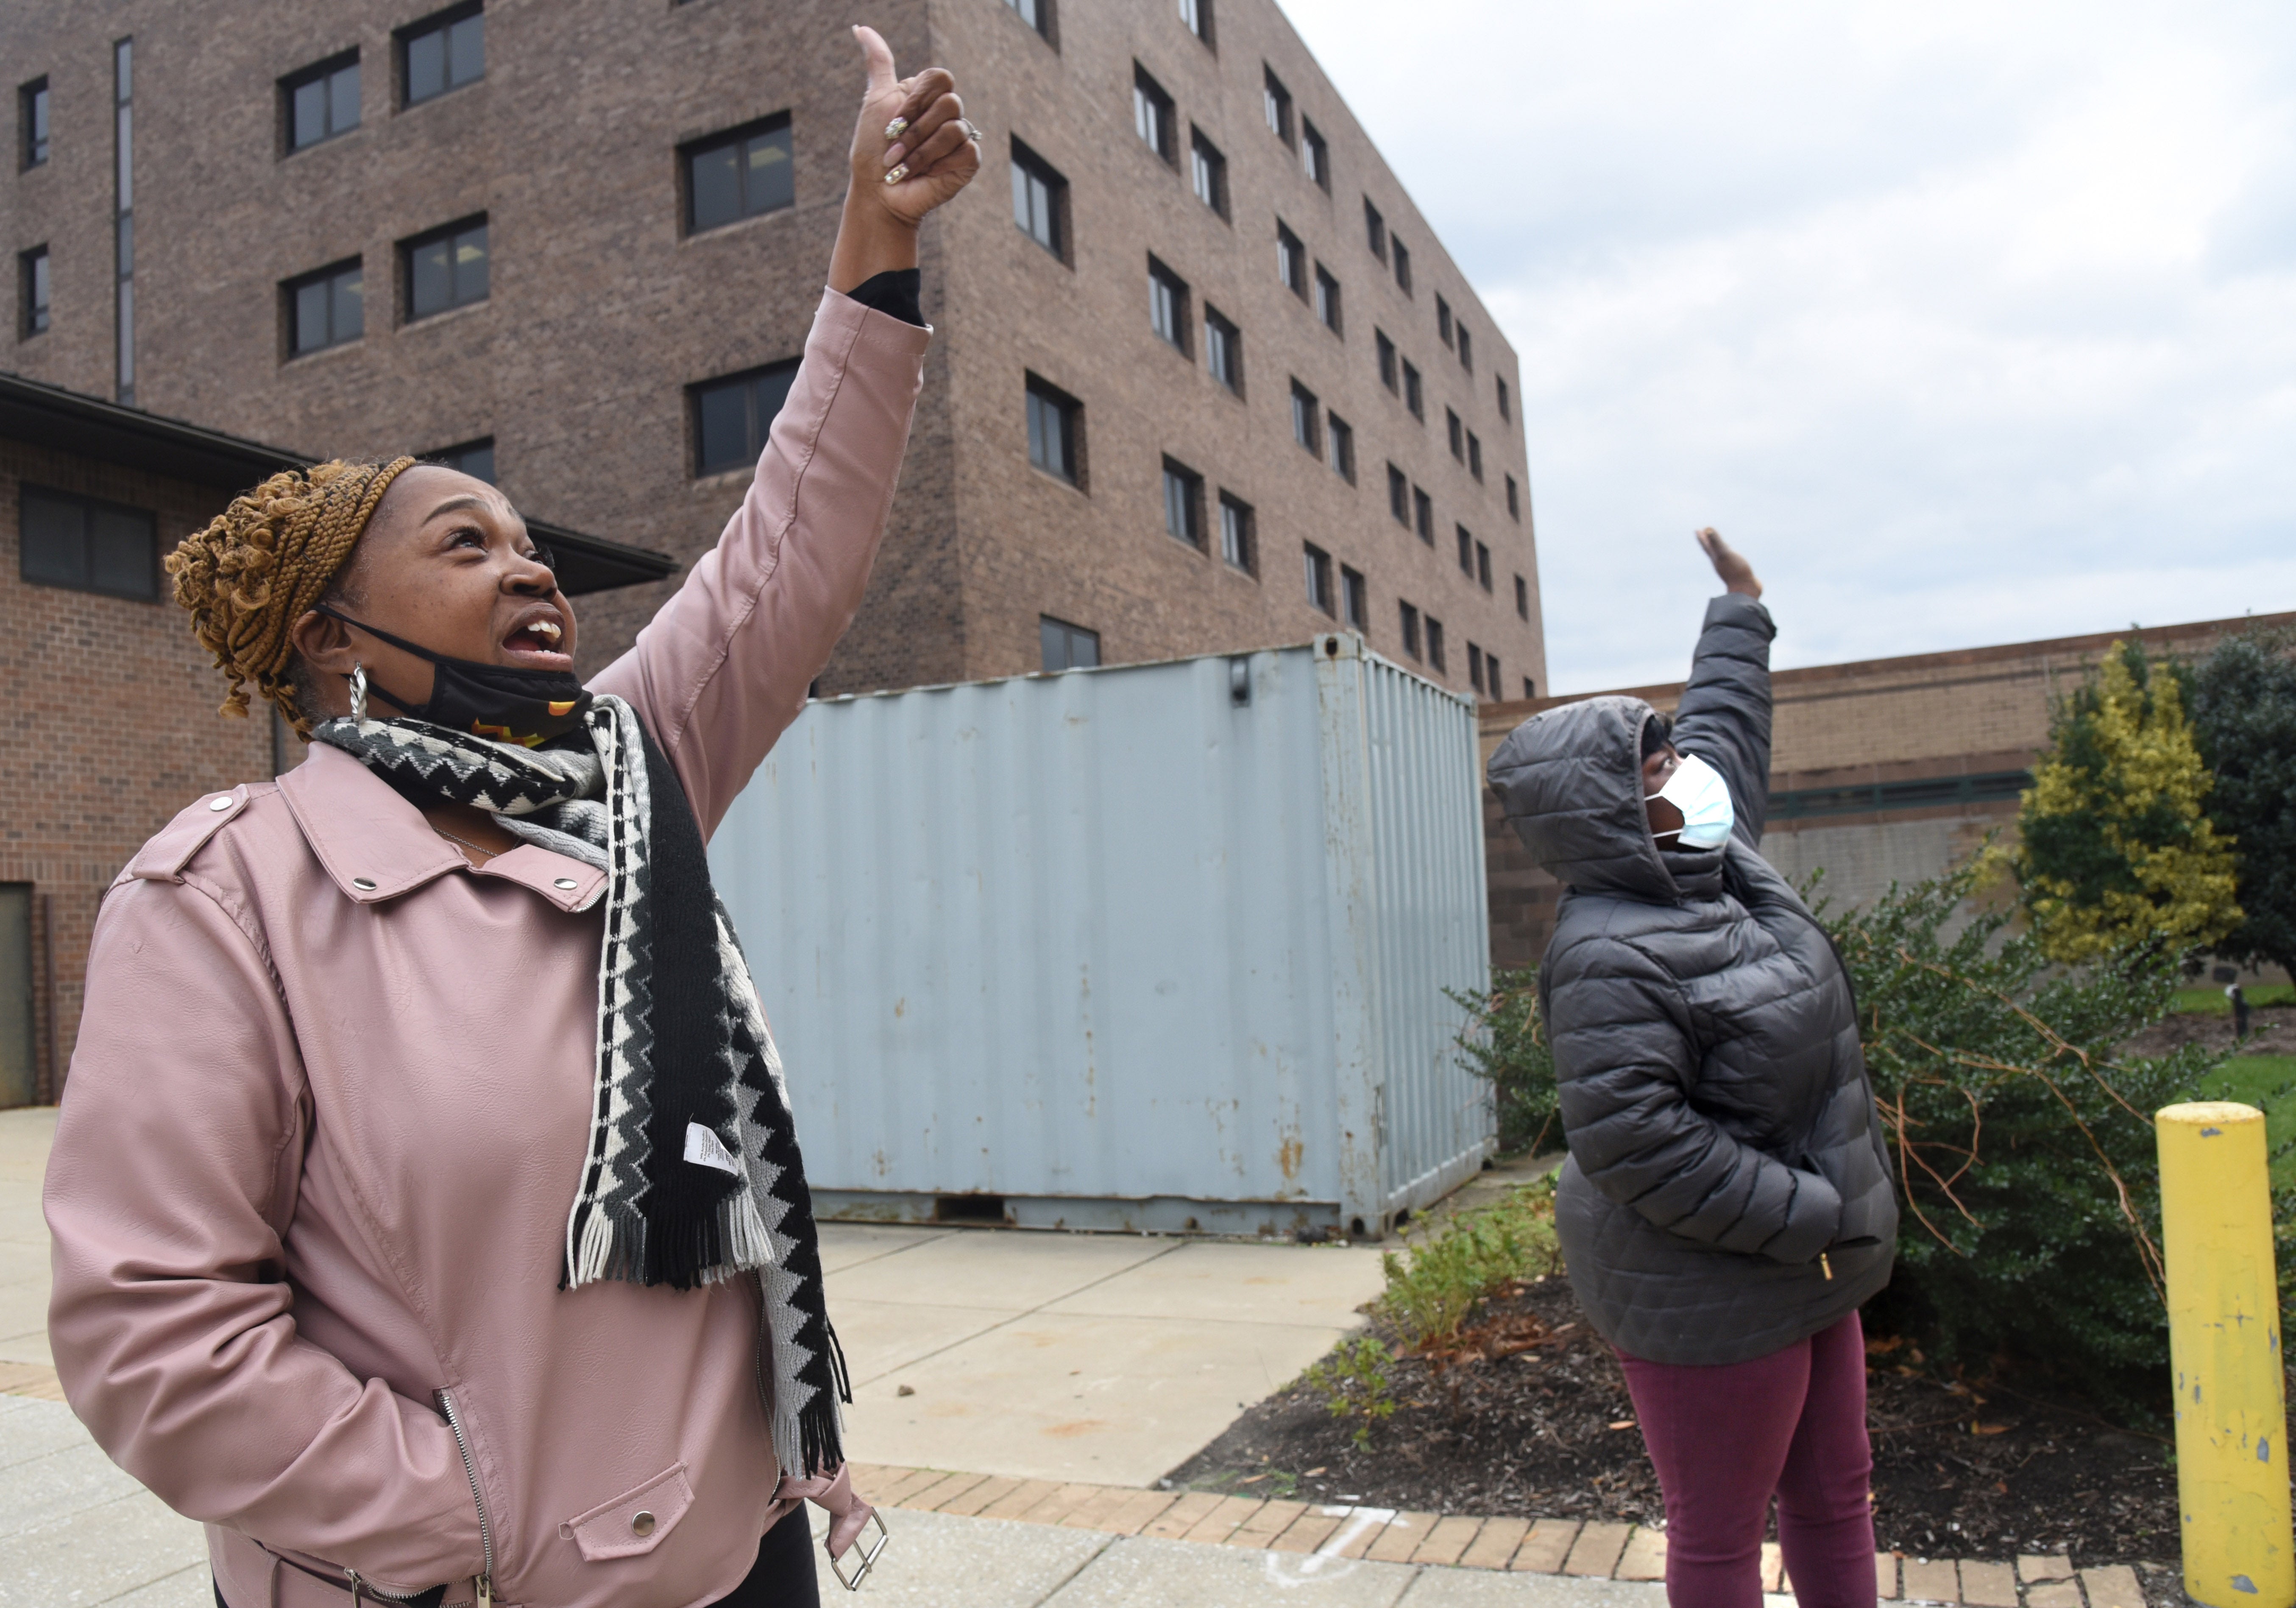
[1448,968,1560,1155]
[1376,1181,1561,1353]
[1298,1336,1398,1451]
[1826,852,2224,1416]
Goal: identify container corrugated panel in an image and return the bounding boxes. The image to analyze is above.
[708,636,1491,1236]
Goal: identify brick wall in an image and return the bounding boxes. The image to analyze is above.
[0,443,274,1097]
[1477,609,2296,969]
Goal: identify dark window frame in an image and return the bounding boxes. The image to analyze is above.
[1262,67,1293,145]
[1303,541,1335,617]
[1217,490,1255,573]
[1514,574,1530,620]
[1393,237,1413,296]
[1003,0,1056,45]
[426,436,496,484]
[1288,379,1321,457]
[1386,463,1409,527]
[281,50,360,154]
[1276,221,1306,298]
[1363,198,1386,261]
[283,256,365,357]
[1436,294,1453,348]
[1497,374,1512,421]
[1468,432,1483,482]
[1375,329,1397,390]
[1505,473,1521,521]
[19,246,49,339]
[1326,413,1354,483]
[1203,304,1243,396]
[1458,324,1473,373]
[1148,255,1191,356]
[1340,564,1368,631]
[1161,455,1206,549]
[1010,138,1070,263]
[1039,614,1101,671]
[1132,64,1176,166]
[1402,360,1423,420]
[1456,523,1474,575]
[1446,408,1464,461]
[1477,540,1492,591]
[689,358,801,478]
[1399,600,1422,660]
[1024,371,1085,488]
[18,483,160,601]
[400,214,489,323]
[1189,126,1228,218]
[680,112,795,236]
[1301,118,1329,190]
[397,1,485,109]
[1425,615,1446,673]
[1312,262,1341,335]
[1179,0,1215,48]
[1468,642,1484,695]
[1413,485,1433,545]
[19,78,48,170]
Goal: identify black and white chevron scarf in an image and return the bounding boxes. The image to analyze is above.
[312,697,850,1478]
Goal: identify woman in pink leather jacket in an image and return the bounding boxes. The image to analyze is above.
[43,29,976,1608]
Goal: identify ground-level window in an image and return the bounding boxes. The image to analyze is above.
[691,360,799,476]
[19,484,158,600]
[1040,615,1100,671]
[428,437,495,483]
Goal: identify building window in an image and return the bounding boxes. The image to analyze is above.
[1413,485,1433,544]
[1218,491,1254,571]
[1515,574,1530,620]
[1436,294,1453,348]
[1505,473,1520,520]
[1523,676,1538,699]
[1399,600,1421,660]
[1162,457,1204,547]
[1477,540,1492,590]
[1458,324,1473,372]
[1363,198,1385,261]
[1376,329,1397,391]
[1040,615,1100,671]
[1488,653,1502,698]
[691,360,799,476]
[1005,0,1053,40]
[1468,432,1483,482]
[1312,264,1341,334]
[286,258,364,355]
[1341,564,1368,631]
[1468,642,1484,695]
[1497,375,1512,421]
[19,78,47,169]
[684,115,794,234]
[1189,128,1227,216]
[1010,140,1067,260]
[1276,222,1306,297]
[112,37,132,405]
[428,437,495,483]
[404,217,488,320]
[1446,408,1464,461]
[1402,360,1423,419]
[1392,237,1412,295]
[1456,523,1473,575]
[1303,542,1335,616]
[1386,464,1408,526]
[1289,380,1320,455]
[19,484,158,600]
[284,53,359,151]
[1025,373,1082,485]
[401,3,484,106]
[1179,0,1213,45]
[1148,256,1190,355]
[1326,413,1354,482]
[19,247,48,338]
[1262,67,1293,144]
[1301,119,1329,190]
[1425,615,1446,673]
[1204,306,1242,394]
[1132,66,1175,165]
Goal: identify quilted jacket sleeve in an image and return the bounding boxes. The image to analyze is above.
[1544,931,1842,1263]
[1667,593,1775,846]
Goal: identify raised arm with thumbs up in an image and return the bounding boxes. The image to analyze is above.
[829,24,982,294]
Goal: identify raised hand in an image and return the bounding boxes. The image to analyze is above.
[1695,527,1763,599]
[850,26,980,229]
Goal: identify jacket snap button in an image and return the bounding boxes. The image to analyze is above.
[352,877,377,891]
[553,877,579,891]
[206,796,232,812]
[631,1510,656,1536]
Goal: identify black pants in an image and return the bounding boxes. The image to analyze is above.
[215,1512,819,1608]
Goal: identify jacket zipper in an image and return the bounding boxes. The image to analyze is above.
[435,1388,497,1608]
[341,1566,430,1603]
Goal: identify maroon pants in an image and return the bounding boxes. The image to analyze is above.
[1616,1312,1876,1608]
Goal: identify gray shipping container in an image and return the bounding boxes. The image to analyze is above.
[709,634,1493,1238]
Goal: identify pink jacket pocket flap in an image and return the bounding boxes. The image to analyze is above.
[557,1463,694,1562]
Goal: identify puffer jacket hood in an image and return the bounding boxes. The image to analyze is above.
[1486,593,1897,1367]
[1487,695,1724,906]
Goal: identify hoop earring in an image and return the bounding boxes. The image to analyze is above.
[347,663,369,722]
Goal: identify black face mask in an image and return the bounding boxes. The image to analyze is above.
[318,605,593,747]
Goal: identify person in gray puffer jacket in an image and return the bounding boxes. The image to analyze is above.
[1487,531,1897,1608]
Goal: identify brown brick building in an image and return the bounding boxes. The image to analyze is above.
[1479,610,2296,972]
[4,0,1544,701]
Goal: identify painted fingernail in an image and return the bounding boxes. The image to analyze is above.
[883,163,908,184]
[884,117,909,141]
[883,143,907,167]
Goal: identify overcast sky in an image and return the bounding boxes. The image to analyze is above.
[1276,1,2296,691]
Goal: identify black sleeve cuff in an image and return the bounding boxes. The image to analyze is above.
[844,268,925,328]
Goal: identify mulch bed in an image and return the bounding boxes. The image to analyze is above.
[1167,1275,2179,1570]
[2123,1000,2296,1059]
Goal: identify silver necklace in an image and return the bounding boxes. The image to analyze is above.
[432,823,499,861]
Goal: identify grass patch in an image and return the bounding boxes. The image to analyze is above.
[2197,1056,2296,1189]
[2174,984,2296,1016]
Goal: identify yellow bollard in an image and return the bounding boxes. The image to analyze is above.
[2159,1100,2295,1608]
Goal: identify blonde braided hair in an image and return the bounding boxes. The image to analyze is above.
[165,456,418,736]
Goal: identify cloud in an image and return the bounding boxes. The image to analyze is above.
[1277,0,2296,690]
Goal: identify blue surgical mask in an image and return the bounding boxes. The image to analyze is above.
[1647,752,1735,849]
